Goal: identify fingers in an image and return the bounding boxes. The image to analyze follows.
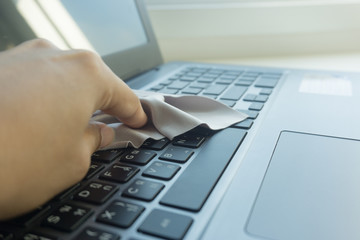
[27,39,148,129]
[15,39,148,129]
[104,79,148,128]
[10,39,59,54]
[90,58,148,128]
[85,121,115,153]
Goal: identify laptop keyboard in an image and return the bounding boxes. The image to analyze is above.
[0,66,282,240]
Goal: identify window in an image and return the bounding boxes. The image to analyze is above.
[145,0,360,61]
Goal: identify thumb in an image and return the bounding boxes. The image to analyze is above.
[85,121,115,152]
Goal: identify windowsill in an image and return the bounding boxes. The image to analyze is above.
[199,52,360,72]
[147,1,360,62]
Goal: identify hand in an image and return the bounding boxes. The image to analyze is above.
[0,39,147,220]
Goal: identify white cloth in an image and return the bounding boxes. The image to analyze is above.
[92,90,248,149]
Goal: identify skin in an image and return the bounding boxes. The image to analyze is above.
[0,39,147,220]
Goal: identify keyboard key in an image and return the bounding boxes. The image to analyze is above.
[160,128,247,211]
[262,72,282,78]
[233,119,254,129]
[149,84,164,91]
[22,232,57,240]
[122,179,165,201]
[187,126,214,137]
[74,226,120,240]
[142,138,169,150]
[196,77,215,83]
[217,74,235,79]
[173,133,205,148]
[202,84,227,95]
[143,161,181,180]
[180,76,197,81]
[215,80,232,86]
[168,76,179,81]
[259,88,272,95]
[203,73,220,78]
[224,70,243,75]
[167,81,189,89]
[91,149,123,163]
[243,94,257,101]
[191,67,210,73]
[220,86,248,101]
[236,109,259,119]
[207,69,223,74]
[254,95,268,102]
[120,149,156,166]
[43,203,92,232]
[255,78,278,88]
[185,72,202,77]
[238,76,257,81]
[218,99,236,108]
[215,78,234,85]
[74,181,118,204]
[189,82,209,89]
[100,164,139,183]
[85,162,105,179]
[220,74,238,80]
[181,87,202,95]
[248,102,264,111]
[244,71,261,76]
[235,80,252,86]
[159,147,194,163]
[97,200,144,228]
[160,80,173,86]
[138,209,193,240]
[243,94,268,103]
[158,88,179,94]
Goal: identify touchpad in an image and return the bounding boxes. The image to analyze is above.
[247,131,360,240]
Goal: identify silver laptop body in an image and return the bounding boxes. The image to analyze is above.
[1,0,360,239]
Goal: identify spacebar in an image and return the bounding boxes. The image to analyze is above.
[160,128,247,212]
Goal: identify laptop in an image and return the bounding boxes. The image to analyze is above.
[2,0,360,239]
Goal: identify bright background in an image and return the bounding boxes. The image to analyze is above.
[145,0,360,71]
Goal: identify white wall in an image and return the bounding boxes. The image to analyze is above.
[145,0,360,62]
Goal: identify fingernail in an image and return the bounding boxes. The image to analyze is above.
[99,124,115,149]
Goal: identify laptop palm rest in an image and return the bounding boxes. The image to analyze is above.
[246,131,360,240]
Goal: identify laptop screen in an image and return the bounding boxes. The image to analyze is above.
[7,0,163,81]
[58,0,163,80]
[60,0,148,56]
